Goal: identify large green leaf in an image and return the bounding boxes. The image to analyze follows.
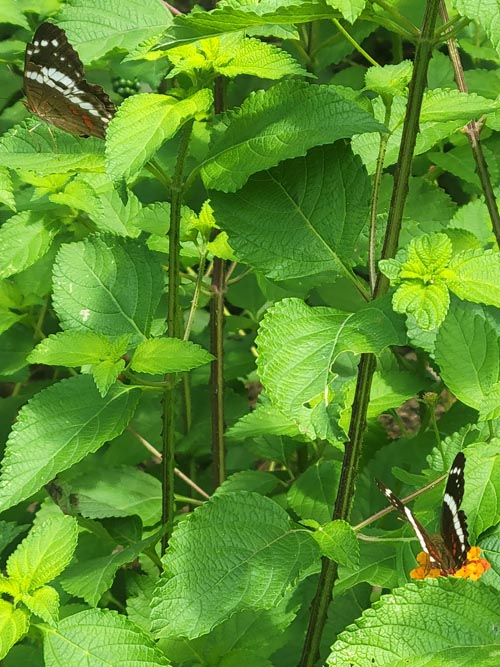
[106,90,213,181]
[0,375,141,512]
[328,579,500,666]
[0,211,58,280]
[42,608,170,667]
[256,297,406,440]
[201,81,385,192]
[434,300,500,410]
[151,491,319,639]
[0,123,107,174]
[211,143,371,280]
[57,0,172,62]
[52,237,163,345]
[159,1,340,48]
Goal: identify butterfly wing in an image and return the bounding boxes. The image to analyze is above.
[376,479,442,565]
[24,23,115,138]
[440,452,470,568]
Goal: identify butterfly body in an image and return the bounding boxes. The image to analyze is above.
[24,22,115,139]
[377,452,470,574]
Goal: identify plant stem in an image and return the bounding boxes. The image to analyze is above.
[210,74,228,489]
[161,120,194,555]
[299,1,442,664]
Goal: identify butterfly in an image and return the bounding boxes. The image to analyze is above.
[377,452,470,573]
[24,22,115,138]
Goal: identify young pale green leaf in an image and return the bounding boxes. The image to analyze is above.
[211,143,371,279]
[0,375,141,512]
[215,35,308,79]
[70,465,161,526]
[106,90,213,181]
[0,123,107,174]
[132,337,213,374]
[0,211,58,280]
[92,359,127,396]
[160,1,339,48]
[448,248,500,307]
[28,331,130,368]
[400,233,452,278]
[42,608,170,667]
[288,461,340,524]
[0,167,15,210]
[0,600,29,661]
[392,280,450,331]
[256,297,406,441]
[434,301,500,410]
[365,60,413,97]
[312,520,360,568]
[52,237,163,345]
[206,231,236,260]
[328,579,500,666]
[201,80,385,192]
[151,491,319,639]
[21,585,59,624]
[59,529,162,606]
[57,0,172,62]
[7,515,77,591]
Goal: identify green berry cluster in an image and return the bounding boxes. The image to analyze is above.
[112,76,141,98]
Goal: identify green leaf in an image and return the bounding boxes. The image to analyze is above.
[216,470,279,496]
[226,400,301,440]
[214,35,308,79]
[42,608,170,667]
[60,529,162,606]
[0,375,141,512]
[28,331,130,368]
[211,143,371,279]
[0,123,107,174]
[57,0,172,62]
[0,167,16,211]
[131,337,213,374]
[70,465,161,526]
[0,600,29,661]
[52,237,163,345]
[6,515,77,591]
[21,585,59,624]
[201,81,385,192]
[160,1,339,48]
[392,280,449,331]
[106,90,213,181]
[151,491,319,639]
[0,324,34,375]
[448,249,500,307]
[256,297,406,440]
[288,461,340,524]
[434,301,500,410]
[365,60,413,97]
[0,211,58,280]
[420,89,500,123]
[454,0,500,57]
[462,443,500,539]
[311,520,360,568]
[327,579,500,666]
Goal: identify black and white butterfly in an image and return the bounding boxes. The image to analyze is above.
[377,452,470,573]
[24,22,115,138]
